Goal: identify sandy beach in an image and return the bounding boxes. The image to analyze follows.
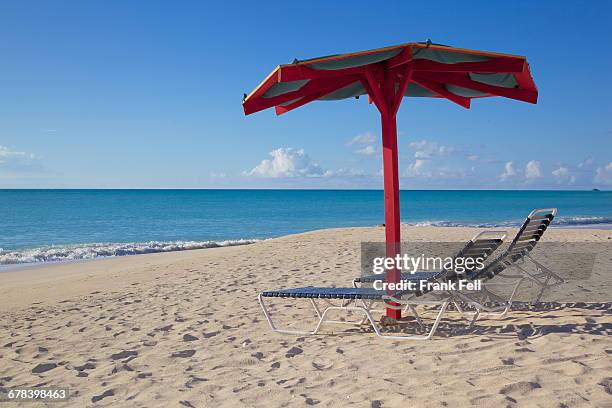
[1,226,610,407]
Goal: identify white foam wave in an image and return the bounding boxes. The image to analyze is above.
[0,239,260,266]
[405,216,612,228]
[553,216,612,226]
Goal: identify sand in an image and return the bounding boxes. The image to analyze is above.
[0,226,610,407]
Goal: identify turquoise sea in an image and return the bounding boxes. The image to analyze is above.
[1,189,610,265]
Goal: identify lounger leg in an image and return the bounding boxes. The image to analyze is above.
[371,301,450,341]
[258,294,325,335]
[535,274,551,303]
[513,263,561,303]
[310,299,322,319]
[407,304,425,329]
[453,284,520,320]
[358,300,376,324]
[527,254,565,284]
[492,276,525,317]
[481,276,525,318]
[452,300,480,322]
[469,309,480,328]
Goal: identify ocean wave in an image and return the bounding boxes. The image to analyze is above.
[0,239,260,266]
[552,216,612,226]
[405,216,612,228]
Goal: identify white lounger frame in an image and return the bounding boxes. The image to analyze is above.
[258,293,450,341]
[351,277,524,321]
[352,252,560,324]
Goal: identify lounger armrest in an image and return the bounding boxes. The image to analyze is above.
[528,208,557,219]
[471,230,508,242]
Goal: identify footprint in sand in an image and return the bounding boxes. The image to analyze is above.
[499,381,541,396]
[285,346,303,358]
[136,372,152,379]
[74,362,96,371]
[91,389,114,403]
[598,378,611,395]
[312,358,334,370]
[31,363,57,374]
[300,394,320,405]
[110,350,138,361]
[171,349,196,358]
[111,364,134,374]
[185,375,207,388]
[183,334,198,342]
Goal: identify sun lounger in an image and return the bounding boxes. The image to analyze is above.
[462,208,563,316]
[258,231,507,340]
[414,208,562,323]
[355,208,562,322]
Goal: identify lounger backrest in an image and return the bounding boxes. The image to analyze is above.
[441,230,507,279]
[478,208,557,279]
[409,230,507,297]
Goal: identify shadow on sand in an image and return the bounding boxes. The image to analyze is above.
[345,302,612,339]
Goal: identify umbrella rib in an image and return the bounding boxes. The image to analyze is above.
[416,71,537,104]
[279,64,368,82]
[275,77,361,115]
[391,63,413,115]
[412,58,525,73]
[411,77,471,109]
[363,67,388,116]
[243,74,362,115]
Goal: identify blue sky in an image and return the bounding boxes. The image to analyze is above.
[0,1,611,189]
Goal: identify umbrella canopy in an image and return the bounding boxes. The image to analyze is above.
[243,41,538,320]
[242,41,537,115]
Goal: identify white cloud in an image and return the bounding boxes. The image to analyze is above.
[355,145,376,156]
[347,132,375,145]
[0,146,41,168]
[246,148,326,178]
[438,145,455,155]
[551,166,569,178]
[499,161,517,180]
[578,158,594,169]
[466,155,479,161]
[402,140,470,181]
[594,162,612,185]
[552,165,576,184]
[408,140,455,159]
[324,168,365,177]
[525,160,542,180]
[405,159,429,177]
[403,159,469,180]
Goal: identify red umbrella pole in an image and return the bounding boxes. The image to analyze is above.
[381,108,402,319]
[363,68,407,319]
